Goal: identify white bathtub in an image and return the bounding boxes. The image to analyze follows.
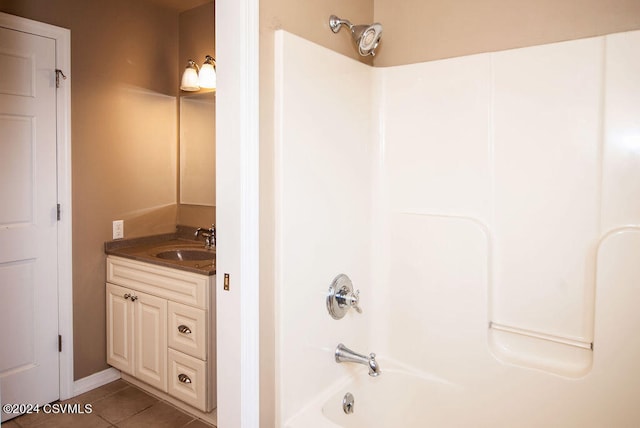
[283,357,640,428]
[321,369,460,428]
[284,365,464,428]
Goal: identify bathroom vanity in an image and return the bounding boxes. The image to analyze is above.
[104,231,216,421]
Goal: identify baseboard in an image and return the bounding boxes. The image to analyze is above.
[72,367,121,397]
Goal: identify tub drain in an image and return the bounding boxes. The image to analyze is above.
[342,392,355,414]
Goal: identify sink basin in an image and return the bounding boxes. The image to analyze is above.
[154,249,214,261]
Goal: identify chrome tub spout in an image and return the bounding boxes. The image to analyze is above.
[335,343,381,377]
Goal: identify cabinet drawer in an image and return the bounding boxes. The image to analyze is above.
[107,256,208,309]
[168,302,206,360]
[168,349,207,411]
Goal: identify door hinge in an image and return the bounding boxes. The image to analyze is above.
[55,69,67,88]
[58,334,62,352]
[57,204,61,221]
[224,273,230,291]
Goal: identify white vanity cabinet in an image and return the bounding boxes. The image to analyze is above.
[106,255,216,413]
[106,282,167,391]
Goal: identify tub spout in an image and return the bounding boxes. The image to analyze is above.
[335,343,381,377]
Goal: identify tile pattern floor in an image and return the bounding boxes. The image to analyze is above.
[2,380,215,428]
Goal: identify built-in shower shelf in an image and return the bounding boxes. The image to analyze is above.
[488,321,593,378]
[489,322,593,350]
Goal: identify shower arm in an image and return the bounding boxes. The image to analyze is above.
[329,15,353,33]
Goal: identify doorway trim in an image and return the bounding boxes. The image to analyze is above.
[0,12,73,400]
[215,0,260,426]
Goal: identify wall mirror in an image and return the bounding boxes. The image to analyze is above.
[179,91,216,206]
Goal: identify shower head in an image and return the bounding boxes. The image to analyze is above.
[329,15,383,57]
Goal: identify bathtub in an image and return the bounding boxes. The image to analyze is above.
[282,358,632,428]
[321,369,460,428]
[284,364,463,428]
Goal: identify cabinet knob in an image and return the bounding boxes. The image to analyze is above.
[178,373,192,384]
[178,325,192,335]
[123,293,131,300]
[130,295,138,302]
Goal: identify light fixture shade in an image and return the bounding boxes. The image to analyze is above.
[180,60,200,91]
[198,55,217,89]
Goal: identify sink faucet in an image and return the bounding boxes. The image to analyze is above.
[335,343,381,377]
[195,224,216,249]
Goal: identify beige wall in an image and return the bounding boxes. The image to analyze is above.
[178,204,216,228]
[177,1,216,229]
[0,0,179,379]
[262,0,374,64]
[374,0,640,66]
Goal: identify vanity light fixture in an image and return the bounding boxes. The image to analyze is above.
[198,55,217,89]
[180,55,217,92]
[180,59,200,91]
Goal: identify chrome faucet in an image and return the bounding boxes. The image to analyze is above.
[195,224,216,249]
[335,343,381,377]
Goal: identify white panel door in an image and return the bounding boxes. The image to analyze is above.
[0,26,59,419]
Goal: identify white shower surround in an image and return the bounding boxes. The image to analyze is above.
[274,29,640,427]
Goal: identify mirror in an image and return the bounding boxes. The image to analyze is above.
[179,91,216,206]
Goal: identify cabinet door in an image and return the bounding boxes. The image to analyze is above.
[106,283,135,375]
[134,291,168,392]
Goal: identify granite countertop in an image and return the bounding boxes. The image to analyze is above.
[104,226,215,276]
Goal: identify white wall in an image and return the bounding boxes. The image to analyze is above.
[274,31,374,425]
[275,29,640,425]
[379,30,640,380]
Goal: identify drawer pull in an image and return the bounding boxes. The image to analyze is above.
[178,325,192,335]
[178,373,192,384]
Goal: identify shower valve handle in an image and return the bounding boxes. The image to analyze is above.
[327,274,363,319]
[337,286,362,314]
[346,289,362,313]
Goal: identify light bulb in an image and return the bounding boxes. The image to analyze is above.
[198,55,216,89]
[180,60,200,91]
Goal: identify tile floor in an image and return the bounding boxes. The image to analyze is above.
[2,380,215,428]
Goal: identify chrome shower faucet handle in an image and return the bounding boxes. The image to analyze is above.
[327,274,362,319]
[344,288,362,314]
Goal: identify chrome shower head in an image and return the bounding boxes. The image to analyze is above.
[329,15,383,57]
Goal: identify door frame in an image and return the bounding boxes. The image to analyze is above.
[215,0,260,426]
[0,12,73,401]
